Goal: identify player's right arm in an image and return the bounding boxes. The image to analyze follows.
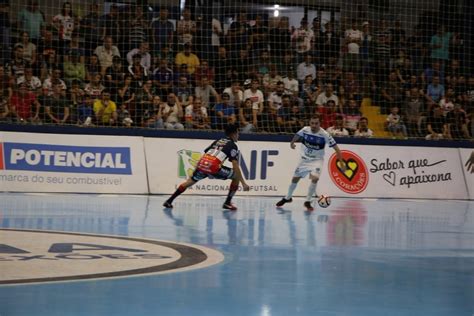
[231,160,250,191]
[290,134,301,149]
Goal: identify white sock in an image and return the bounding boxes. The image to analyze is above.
[286,182,297,199]
[306,182,317,201]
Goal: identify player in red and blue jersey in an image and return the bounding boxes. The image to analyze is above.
[163,124,250,210]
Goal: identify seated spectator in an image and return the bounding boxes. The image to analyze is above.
[63,32,85,64]
[104,56,126,101]
[93,90,117,126]
[84,73,105,99]
[162,92,184,129]
[85,54,101,82]
[222,81,244,108]
[9,82,41,123]
[195,76,219,108]
[5,45,28,79]
[63,50,86,86]
[287,103,306,133]
[44,81,70,124]
[16,65,42,96]
[173,75,193,105]
[185,97,210,129]
[262,65,283,94]
[267,81,288,115]
[0,96,9,122]
[275,95,296,133]
[340,71,362,103]
[153,59,174,99]
[317,99,339,130]
[194,60,215,85]
[175,44,200,75]
[380,71,404,114]
[243,79,264,122]
[117,103,133,127]
[296,53,316,83]
[315,83,341,112]
[126,42,151,72]
[446,103,470,139]
[127,53,149,89]
[68,79,85,121]
[76,94,94,126]
[425,75,445,110]
[300,74,317,113]
[327,114,349,137]
[94,36,121,76]
[142,95,164,129]
[425,105,449,140]
[343,99,362,135]
[385,106,407,138]
[439,87,455,116]
[212,93,236,130]
[239,98,257,133]
[42,67,66,96]
[354,117,374,137]
[14,31,37,66]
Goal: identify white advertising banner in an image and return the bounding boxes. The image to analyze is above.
[0,132,148,194]
[146,138,469,200]
[459,148,474,199]
[145,138,308,196]
[319,145,468,199]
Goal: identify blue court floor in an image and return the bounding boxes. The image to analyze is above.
[0,192,473,316]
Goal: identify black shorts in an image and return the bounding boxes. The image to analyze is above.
[191,166,234,181]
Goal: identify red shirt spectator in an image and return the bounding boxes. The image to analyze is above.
[10,83,40,121]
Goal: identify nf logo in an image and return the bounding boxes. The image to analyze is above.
[329,150,368,194]
[177,149,278,180]
[0,142,132,175]
[0,229,224,285]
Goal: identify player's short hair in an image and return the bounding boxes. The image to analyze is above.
[224,124,239,136]
[310,114,321,121]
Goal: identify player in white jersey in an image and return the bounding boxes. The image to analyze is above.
[276,115,346,211]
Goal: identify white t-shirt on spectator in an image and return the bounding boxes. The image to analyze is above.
[345,28,363,54]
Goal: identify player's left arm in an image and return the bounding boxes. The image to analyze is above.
[231,159,250,191]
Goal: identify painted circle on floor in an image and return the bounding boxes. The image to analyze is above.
[0,229,224,285]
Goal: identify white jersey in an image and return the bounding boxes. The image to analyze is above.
[296,126,336,160]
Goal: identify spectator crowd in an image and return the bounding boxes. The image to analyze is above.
[0,1,472,140]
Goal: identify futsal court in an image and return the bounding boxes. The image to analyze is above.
[0,192,473,316]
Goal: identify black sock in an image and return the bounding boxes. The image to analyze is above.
[224,183,239,204]
[167,185,186,203]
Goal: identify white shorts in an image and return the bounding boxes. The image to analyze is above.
[292,158,323,178]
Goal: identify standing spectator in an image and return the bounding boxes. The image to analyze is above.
[390,20,406,58]
[249,15,268,54]
[0,0,10,64]
[385,106,407,138]
[360,21,373,74]
[291,18,314,62]
[101,4,122,49]
[151,7,174,53]
[373,23,391,83]
[177,7,196,48]
[126,5,149,52]
[430,25,452,70]
[52,2,76,51]
[282,67,299,100]
[93,89,117,125]
[211,17,223,60]
[380,71,404,114]
[94,36,121,76]
[343,20,363,74]
[318,22,340,67]
[227,11,250,56]
[37,27,59,68]
[17,0,44,43]
[213,46,232,91]
[81,3,101,57]
[268,17,291,63]
[354,117,374,137]
[403,87,425,137]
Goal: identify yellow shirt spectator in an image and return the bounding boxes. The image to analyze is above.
[93,91,117,124]
[175,45,200,74]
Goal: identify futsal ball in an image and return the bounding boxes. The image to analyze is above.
[317,195,331,208]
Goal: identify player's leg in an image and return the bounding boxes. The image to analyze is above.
[163,173,202,208]
[304,160,323,211]
[276,176,301,207]
[223,177,240,210]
